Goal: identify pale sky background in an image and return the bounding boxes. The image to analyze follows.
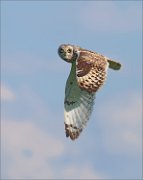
[1,1,142,179]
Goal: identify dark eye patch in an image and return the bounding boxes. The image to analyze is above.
[59,48,64,54]
[67,49,72,53]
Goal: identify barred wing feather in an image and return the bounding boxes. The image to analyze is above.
[64,62,95,140]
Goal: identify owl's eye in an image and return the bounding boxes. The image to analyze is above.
[67,48,72,53]
[59,48,64,54]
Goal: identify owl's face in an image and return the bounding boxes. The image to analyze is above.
[58,44,79,63]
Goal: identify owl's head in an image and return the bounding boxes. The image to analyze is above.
[58,44,79,63]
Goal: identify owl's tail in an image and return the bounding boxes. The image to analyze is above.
[107,59,122,70]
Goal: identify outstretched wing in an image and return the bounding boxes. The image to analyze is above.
[76,50,109,93]
[64,61,95,140]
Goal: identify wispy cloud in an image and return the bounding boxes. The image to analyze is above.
[78,1,142,33]
[1,84,15,101]
[1,120,64,179]
[1,120,106,179]
[97,91,142,154]
[62,164,105,179]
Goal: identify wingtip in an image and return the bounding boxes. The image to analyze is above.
[65,123,82,140]
[107,59,122,70]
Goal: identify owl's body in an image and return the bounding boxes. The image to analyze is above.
[58,44,121,140]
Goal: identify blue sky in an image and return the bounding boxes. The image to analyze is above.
[1,1,142,179]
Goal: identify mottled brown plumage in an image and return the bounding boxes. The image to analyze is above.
[76,50,108,93]
[58,44,122,140]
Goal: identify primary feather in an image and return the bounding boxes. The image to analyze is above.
[64,61,95,140]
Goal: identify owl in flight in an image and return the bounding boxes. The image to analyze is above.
[58,44,121,140]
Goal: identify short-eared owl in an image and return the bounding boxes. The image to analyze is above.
[58,44,121,140]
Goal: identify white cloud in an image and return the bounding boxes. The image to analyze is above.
[1,120,64,179]
[78,1,141,33]
[63,164,106,179]
[1,85,15,101]
[1,120,106,179]
[97,91,142,154]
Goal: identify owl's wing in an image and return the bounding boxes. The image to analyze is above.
[76,50,109,93]
[107,59,121,70]
[64,62,95,140]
